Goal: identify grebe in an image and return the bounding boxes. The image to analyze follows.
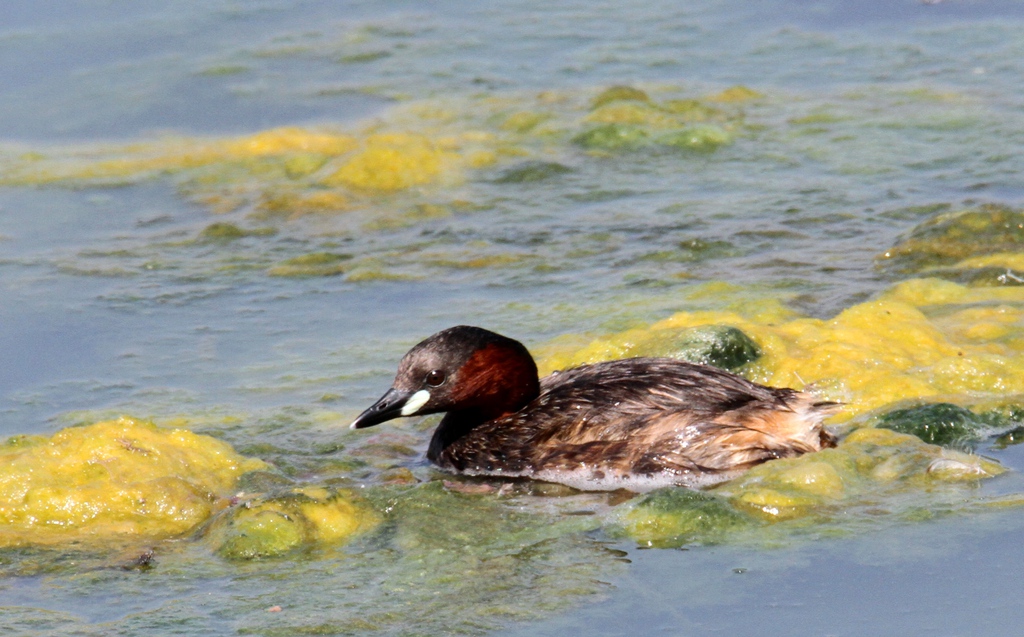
[351,326,837,491]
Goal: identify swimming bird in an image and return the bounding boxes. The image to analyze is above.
[351,326,837,491]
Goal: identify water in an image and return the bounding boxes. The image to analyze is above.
[2,1,1024,635]
[511,507,1024,636]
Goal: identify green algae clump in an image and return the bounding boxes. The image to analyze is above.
[573,123,651,151]
[0,417,266,548]
[706,85,764,103]
[499,110,552,133]
[586,102,678,128]
[493,160,573,183]
[575,85,740,154]
[616,488,755,548]
[255,190,350,218]
[267,252,352,277]
[207,486,380,560]
[659,125,732,152]
[877,203,1024,276]
[199,222,250,241]
[628,325,761,371]
[198,222,277,241]
[877,403,991,448]
[591,86,652,109]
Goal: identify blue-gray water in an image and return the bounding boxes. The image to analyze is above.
[2,1,1024,635]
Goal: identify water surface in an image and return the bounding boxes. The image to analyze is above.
[2,1,1024,635]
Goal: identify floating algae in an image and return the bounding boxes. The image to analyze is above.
[198,222,278,241]
[0,417,266,548]
[255,189,350,218]
[493,160,573,183]
[575,85,739,152]
[267,252,352,277]
[718,428,1004,518]
[615,427,1006,548]
[0,83,756,288]
[657,125,732,152]
[0,84,748,224]
[586,102,680,128]
[538,278,1024,421]
[877,203,1024,277]
[320,132,464,192]
[1,127,360,187]
[328,482,614,628]
[205,486,379,560]
[590,85,652,109]
[706,85,764,103]
[0,126,487,219]
[625,324,761,371]
[204,481,620,635]
[877,403,992,448]
[615,488,755,549]
[572,123,651,151]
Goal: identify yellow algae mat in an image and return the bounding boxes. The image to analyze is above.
[539,278,1024,422]
[0,417,376,552]
[0,417,263,547]
[0,85,750,220]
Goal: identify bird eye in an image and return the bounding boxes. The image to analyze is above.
[424,370,446,387]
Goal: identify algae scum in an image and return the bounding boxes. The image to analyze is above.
[4,1,1024,635]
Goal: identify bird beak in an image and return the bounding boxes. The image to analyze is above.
[349,387,416,429]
